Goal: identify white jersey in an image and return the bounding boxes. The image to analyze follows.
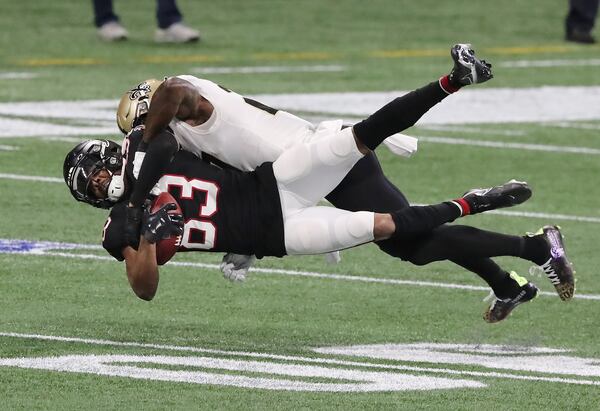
[169,75,339,171]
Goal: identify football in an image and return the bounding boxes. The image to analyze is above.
[150,191,183,265]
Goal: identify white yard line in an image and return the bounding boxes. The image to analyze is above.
[499,59,600,68]
[0,173,63,183]
[4,86,600,138]
[487,209,600,223]
[2,244,598,301]
[191,65,346,74]
[1,332,599,386]
[0,72,38,80]
[540,121,600,131]
[419,136,600,155]
[43,136,87,143]
[255,86,600,124]
[417,125,526,137]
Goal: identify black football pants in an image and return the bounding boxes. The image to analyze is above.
[325,152,527,295]
[325,80,529,295]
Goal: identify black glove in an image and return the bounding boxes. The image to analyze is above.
[142,203,184,244]
[124,205,144,247]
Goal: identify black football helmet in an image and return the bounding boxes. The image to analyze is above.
[63,139,123,208]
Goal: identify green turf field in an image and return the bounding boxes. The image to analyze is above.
[1,0,600,409]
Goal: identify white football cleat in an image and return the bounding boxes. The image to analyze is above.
[155,23,200,43]
[97,21,128,42]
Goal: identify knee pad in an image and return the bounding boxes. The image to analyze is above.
[273,144,312,184]
[286,219,331,254]
[286,211,374,255]
[333,211,374,247]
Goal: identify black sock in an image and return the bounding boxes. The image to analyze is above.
[403,225,528,262]
[391,202,461,238]
[453,257,521,299]
[353,80,448,150]
[492,272,524,299]
[521,235,550,265]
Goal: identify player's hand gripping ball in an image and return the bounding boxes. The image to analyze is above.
[144,192,184,265]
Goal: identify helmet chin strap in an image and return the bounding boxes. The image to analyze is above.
[107,173,125,202]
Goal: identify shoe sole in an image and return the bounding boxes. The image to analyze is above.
[483,284,539,323]
[155,37,199,43]
[499,180,532,206]
[556,282,575,301]
[483,297,534,323]
[544,225,575,301]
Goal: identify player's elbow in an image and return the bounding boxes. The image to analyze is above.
[134,288,156,301]
[126,268,159,301]
[132,282,157,301]
[124,245,159,301]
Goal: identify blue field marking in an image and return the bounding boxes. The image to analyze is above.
[0,239,100,254]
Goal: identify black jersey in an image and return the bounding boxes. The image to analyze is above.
[102,129,286,261]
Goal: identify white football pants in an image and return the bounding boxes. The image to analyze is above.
[273,127,375,255]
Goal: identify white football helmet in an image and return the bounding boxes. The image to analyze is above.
[116,78,164,134]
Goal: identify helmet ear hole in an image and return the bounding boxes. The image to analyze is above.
[132,114,147,129]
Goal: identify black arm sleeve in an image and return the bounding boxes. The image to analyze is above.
[129,130,179,207]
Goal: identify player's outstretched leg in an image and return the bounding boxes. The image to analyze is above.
[448,43,493,87]
[353,43,493,151]
[483,271,539,323]
[527,225,575,301]
[389,180,532,238]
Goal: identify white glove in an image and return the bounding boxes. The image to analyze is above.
[324,251,341,264]
[383,133,418,158]
[220,253,256,282]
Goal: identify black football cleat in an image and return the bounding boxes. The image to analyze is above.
[530,225,575,301]
[484,272,539,323]
[461,179,532,215]
[449,43,493,86]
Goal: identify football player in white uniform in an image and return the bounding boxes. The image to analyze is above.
[113,44,575,321]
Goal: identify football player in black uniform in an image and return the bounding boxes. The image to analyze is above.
[105,44,575,321]
[65,112,573,323]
